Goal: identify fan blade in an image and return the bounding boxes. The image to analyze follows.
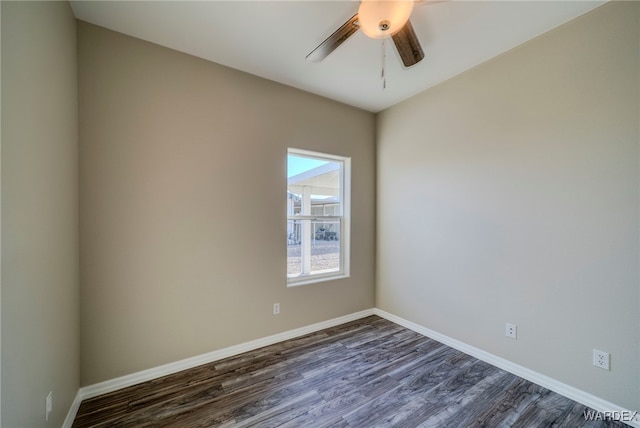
[392,19,425,68]
[306,14,360,62]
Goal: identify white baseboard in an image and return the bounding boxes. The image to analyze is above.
[373,308,640,428]
[64,307,638,428]
[62,308,375,427]
[62,390,83,428]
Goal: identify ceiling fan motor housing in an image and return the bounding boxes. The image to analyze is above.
[358,0,414,39]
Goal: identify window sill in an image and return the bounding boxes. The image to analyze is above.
[287,272,349,287]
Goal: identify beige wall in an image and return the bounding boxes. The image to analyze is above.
[78,22,376,385]
[1,2,79,426]
[377,2,639,411]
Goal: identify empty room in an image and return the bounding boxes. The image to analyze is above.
[1,0,638,427]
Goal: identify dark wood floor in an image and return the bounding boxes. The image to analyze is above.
[73,316,626,427]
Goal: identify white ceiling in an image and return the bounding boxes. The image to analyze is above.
[69,0,605,113]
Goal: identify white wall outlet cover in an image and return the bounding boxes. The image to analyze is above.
[505,322,517,339]
[593,349,610,370]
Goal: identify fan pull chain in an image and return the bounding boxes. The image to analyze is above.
[381,38,387,90]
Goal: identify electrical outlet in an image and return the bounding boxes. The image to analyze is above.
[505,323,517,339]
[593,349,610,370]
[45,391,52,421]
[273,303,280,315]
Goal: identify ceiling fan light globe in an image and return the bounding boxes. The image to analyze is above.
[357,0,414,39]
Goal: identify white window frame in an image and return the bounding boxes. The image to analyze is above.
[287,148,350,286]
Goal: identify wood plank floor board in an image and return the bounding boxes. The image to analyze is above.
[387,347,463,385]
[352,335,435,371]
[422,371,521,428]
[557,402,623,428]
[73,316,628,427]
[227,390,325,428]
[458,376,541,428]
[116,382,233,427]
[301,339,418,377]
[300,373,407,427]
[369,363,505,428]
[295,345,361,378]
[509,387,593,428]
[281,360,422,427]
[339,374,428,428]
[277,390,371,428]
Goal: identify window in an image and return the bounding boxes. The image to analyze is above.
[287,149,350,286]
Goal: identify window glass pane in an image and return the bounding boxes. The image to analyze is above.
[287,155,341,210]
[287,218,341,278]
[287,220,302,277]
[310,219,341,274]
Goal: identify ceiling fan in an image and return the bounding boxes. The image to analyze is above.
[306,0,429,68]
